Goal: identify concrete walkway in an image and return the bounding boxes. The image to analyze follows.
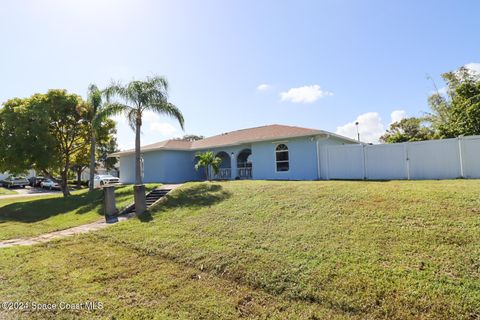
[0,184,183,249]
[0,219,109,248]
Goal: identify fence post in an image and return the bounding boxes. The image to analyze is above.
[404,143,410,180]
[362,144,367,180]
[325,146,330,180]
[458,136,465,178]
[316,140,321,180]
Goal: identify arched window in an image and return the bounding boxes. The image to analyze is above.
[275,144,289,172]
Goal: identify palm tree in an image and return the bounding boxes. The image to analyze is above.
[101,76,184,214]
[195,151,222,181]
[86,84,104,192]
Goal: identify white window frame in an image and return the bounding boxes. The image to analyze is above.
[275,143,290,172]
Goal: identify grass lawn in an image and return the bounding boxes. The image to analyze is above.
[0,184,158,241]
[0,187,17,195]
[0,180,479,319]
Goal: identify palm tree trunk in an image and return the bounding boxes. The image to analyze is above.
[134,114,146,215]
[135,118,142,185]
[88,134,96,192]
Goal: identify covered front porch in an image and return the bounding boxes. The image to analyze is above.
[213,148,252,180]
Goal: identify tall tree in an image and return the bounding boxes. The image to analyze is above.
[69,118,117,188]
[70,145,90,188]
[0,90,90,197]
[96,120,119,173]
[0,98,57,175]
[380,117,433,143]
[38,90,90,196]
[101,76,184,214]
[86,84,106,192]
[427,66,480,138]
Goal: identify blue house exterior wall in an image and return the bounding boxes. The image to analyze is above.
[143,150,202,183]
[119,150,202,184]
[119,154,135,183]
[251,136,319,180]
[118,135,356,183]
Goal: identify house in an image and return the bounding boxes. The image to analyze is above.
[111,124,359,183]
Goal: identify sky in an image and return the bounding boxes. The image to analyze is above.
[1,0,479,149]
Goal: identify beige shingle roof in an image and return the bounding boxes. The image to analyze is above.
[111,124,354,156]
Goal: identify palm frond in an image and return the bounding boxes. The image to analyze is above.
[97,103,132,122]
[87,84,102,111]
[102,75,183,132]
[146,76,169,102]
[147,75,169,91]
[103,81,131,104]
[148,102,185,130]
[127,108,138,131]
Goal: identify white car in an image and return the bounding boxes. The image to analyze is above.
[40,179,60,190]
[92,175,120,189]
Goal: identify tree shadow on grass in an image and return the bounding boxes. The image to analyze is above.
[0,192,102,223]
[0,186,143,224]
[151,183,232,214]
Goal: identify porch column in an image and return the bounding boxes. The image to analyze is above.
[230,152,237,179]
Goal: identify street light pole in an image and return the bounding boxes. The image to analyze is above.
[355,121,360,142]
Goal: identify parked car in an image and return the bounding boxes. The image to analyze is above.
[40,179,60,190]
[1,176,29,189]
[91,175,120,189]
[28,176,47,187]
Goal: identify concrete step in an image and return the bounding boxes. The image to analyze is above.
[120,187,176,216]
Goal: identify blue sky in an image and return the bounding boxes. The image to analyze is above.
[1,0,479,148]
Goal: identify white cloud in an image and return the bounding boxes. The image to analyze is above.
[280,85,333,104]
[143,110,179,137]
[390,110,407,125]
[336,112,384,143]
[465,62,480,75]
[257,84,272,91]
[149,122,177,136]
[336,110,407,144]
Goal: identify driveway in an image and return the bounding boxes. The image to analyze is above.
[0,186,61,200]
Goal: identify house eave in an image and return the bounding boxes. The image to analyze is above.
[108,130,360,157]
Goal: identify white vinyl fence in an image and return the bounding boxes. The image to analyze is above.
[324,135,480,180]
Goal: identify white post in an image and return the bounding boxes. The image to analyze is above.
[404,143,410,180]
[230,151,237,180]
[362,144,367,180]
[458,136,465,178]
[316,139,321,180]
[325,147,330,180]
